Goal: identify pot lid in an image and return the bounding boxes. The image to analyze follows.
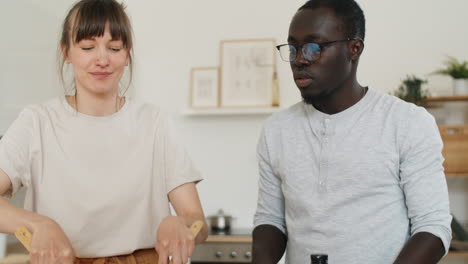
[209,209,232,218]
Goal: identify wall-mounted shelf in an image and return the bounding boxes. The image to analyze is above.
[426,95,468,102]
[448,251,468,258]
[446,172,468,177]
[181,107,283,116]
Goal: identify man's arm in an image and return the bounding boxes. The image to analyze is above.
[393,232,445,264]
[253,126,287,264]
[252,224,287,264]
[396,107,452,264]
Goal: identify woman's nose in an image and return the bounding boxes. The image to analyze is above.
[95,48,110,67]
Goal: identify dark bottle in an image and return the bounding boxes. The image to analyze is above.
[310,254,328,264]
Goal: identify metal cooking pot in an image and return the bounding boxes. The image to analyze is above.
[207,209,233,231]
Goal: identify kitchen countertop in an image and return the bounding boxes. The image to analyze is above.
[205,228,252,243]
[4,240,468,262]
[0,243,28,264]
[0,229,253,264]
[206,234,252,243]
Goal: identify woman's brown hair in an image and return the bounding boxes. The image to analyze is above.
[59,0,134,96]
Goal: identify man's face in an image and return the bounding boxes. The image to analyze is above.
[288,8,354,102]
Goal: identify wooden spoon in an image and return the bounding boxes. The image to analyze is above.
[15,220,204,263]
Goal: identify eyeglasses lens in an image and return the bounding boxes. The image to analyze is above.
[278,43,321,62]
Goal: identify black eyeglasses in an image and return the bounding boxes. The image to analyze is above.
[276,38,360,62]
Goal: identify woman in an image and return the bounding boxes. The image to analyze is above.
[0,0,208,263]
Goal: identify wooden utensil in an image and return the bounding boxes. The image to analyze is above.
[15,220,205,263]
[14,227,32,252]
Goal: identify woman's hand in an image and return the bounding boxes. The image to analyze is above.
[29,218,75,264]
[155,215,195,264]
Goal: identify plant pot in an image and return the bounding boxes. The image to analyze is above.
[453,79,468,95]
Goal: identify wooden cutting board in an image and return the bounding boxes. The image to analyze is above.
[439,125,468,174]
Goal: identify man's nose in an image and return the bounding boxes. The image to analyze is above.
[293,47,311,66]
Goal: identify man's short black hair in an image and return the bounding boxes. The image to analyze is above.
[299,0,366,40]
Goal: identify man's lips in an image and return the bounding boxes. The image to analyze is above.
[294,72,314,88]
[295,78,313,88]
[296,78,312,88]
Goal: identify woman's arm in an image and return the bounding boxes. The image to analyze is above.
[0,169,75,264]
[168,182,208,244]
[0,168,44,235]
[155,182,208,264]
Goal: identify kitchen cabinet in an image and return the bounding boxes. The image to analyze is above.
[427,95,468,262]
[191,230,252,264]
[427,95,468,176]
[427,95,468,103]
[439,125,468,175]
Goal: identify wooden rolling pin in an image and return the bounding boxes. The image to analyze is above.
[15,220,204,263]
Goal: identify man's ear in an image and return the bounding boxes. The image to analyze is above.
[349,39,364,61]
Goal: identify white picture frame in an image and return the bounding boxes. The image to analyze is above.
[220,39,276,107]
[190,67,219,108]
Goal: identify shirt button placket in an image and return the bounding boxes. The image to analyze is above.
[319,118,331,189]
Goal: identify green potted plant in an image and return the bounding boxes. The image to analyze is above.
[433,56,468,95]
[393,75,429,106]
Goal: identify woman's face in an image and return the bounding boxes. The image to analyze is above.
[64,24,129,97]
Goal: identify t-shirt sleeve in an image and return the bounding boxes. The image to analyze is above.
[153,111,203,194]
[0,109,35,198]
[253,125,287,235]
[399,106,452,254]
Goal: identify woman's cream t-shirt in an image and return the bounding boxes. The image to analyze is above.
[0,97,202,257]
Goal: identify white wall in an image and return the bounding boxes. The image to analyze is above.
[127,0,306,228]
[1,0,468,249]
[0,1,70,132]
[126,0,468,228]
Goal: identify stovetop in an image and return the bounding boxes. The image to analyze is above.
[193,228,253,263]
[209,228,252,236]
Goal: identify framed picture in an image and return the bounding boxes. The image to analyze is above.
[220,38,276,107]
[190,67,219,108]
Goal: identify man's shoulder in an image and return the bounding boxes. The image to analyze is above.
[264,102,305,127]
[369,89,430,120]
[369,89,436,136]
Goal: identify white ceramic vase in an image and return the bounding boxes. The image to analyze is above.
[453,79,468,95]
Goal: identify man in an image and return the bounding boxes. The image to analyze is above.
[252,0,452,263]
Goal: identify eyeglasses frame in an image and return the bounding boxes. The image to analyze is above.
[276,38,362,62]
